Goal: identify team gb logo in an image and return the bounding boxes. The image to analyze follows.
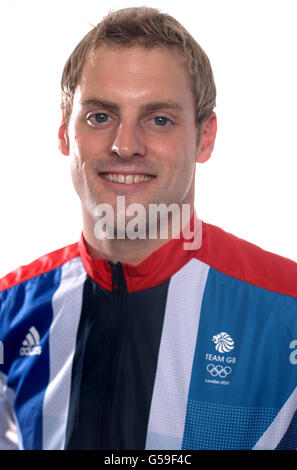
[212,332,234,353]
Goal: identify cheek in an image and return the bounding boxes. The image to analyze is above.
[70,120,101,157]
[165,144,196,179]
[166,145,197,197]
[70,158,84,197]
[70,133,87,161]
[69,134,99,181]
[69,136,90,193]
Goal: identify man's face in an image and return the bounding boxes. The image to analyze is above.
[60,44,215,229]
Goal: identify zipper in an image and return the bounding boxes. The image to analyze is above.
[95,260,125,447]
[110,261,122,292]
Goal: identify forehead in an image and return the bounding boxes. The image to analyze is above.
[74,44,194,109]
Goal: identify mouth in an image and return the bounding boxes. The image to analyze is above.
[99,172,155,185]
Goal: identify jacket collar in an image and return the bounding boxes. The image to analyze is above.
[79,212,203,292]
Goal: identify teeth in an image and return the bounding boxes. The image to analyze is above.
[103,173,113,181]
[126,175,133,184]
[134,175,140,183]
[102,173,153,184]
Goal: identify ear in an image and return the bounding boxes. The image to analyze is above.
[58,112,70,156]
[196,112,217,163]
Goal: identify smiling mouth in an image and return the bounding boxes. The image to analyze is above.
[100,173,155,184]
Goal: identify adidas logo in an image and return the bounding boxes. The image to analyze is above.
[19,326,42,356]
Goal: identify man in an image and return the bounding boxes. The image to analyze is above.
[0,7,296,451]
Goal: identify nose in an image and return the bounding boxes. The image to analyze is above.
[111,121,146,160]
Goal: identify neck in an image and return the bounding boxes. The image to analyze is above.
[82,203,195,265]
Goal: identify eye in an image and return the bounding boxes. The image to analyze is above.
[152,116,172,126]
[86,112,111,126]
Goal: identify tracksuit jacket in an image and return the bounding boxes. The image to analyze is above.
[0,217,297,450]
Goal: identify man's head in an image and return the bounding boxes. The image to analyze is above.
[61,7,216,131]
[58,7,217,238]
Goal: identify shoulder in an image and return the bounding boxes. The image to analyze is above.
[196,221,297,298]
[0,242,80,293]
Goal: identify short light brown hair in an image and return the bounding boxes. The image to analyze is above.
[61,6,216,131]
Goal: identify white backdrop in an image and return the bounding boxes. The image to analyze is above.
[0,0,296,277]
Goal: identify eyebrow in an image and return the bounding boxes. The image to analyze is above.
[81,98,183,113]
